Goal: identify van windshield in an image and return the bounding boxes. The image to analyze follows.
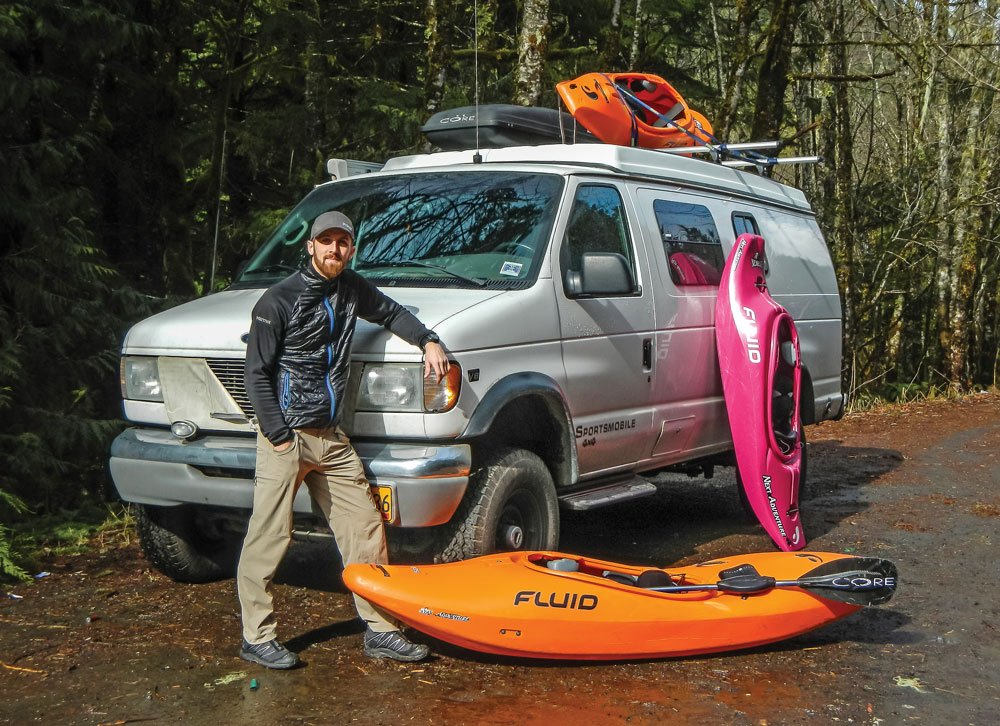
[233,171,564,289]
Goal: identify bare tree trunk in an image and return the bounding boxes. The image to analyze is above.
[205,0,249,291]
[750,0,806,140]
[476,0,499,99]
[628,0,644,69]
[301,0,323,160]
[981,253,1000,386]
[424,0,456,117]
[709,1,724,93]
[944,99,980,390]
[926,0,954,386]
[886,293,906,375]
[940,1,999,390]
[598,0,624,69]
[514,0,551,106]
[821,0,856,365]
[304,41,324,171]
[932,95,951,384]
[715,3,763,138]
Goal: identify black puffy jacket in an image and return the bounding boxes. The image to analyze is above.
[244,264,436,446]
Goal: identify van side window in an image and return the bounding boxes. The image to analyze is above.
[653,199,723,287]
[562,184,638,296]
[733,212,760,237]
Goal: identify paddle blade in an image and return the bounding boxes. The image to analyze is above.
[795,557,898,607]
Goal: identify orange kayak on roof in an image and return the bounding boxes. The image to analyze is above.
[344,550,897,660]
[556,72,714,149]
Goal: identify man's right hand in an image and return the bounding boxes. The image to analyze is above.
[423,341,450,382]
[273,439,293,452]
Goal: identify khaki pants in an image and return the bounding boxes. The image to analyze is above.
[237,426,397,644]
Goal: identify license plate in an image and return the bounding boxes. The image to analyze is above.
[372,485,393,523]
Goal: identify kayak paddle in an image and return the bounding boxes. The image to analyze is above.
[647,556,897,607]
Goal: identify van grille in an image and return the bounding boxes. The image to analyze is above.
[206,358,254,417]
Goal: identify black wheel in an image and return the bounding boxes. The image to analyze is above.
[135,504,240,583]
[735,420,808,522]
[433,447,559,563]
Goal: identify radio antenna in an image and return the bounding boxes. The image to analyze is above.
[473,0,482,163]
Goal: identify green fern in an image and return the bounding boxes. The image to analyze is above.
[0,526,30,582]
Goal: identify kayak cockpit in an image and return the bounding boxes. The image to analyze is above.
[525,552,679,589]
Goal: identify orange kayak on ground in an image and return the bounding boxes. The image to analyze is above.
[556,72,714,149]
[344,550,897,660]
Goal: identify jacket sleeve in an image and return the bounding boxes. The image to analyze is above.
[352,271,439,348]
[244,292,293,446]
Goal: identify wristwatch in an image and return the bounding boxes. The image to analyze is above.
[419,332,440,351]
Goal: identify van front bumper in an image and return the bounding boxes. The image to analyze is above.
[109,428,470,527]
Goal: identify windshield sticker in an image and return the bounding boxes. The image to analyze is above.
[500,261,523,276]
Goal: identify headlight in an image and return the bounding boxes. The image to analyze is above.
[358,364,422,411]
[356,362,461,413]
[120,356,163,401]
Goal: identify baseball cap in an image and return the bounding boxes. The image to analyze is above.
[310,211,355,239]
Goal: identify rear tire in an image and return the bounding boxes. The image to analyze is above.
[433,448,559,563]
[135,504,240,583]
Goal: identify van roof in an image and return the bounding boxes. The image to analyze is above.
[381,144,813,214]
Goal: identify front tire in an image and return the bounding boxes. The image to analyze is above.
[135,504,240,583]
[433,448,559,563]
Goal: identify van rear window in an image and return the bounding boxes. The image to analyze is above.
[234,172,564,290]
[733,212,760,237]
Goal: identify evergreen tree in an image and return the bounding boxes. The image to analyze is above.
[0,1,150,539]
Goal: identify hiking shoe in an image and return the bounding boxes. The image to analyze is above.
[240,638,299,669]
[363,628,430,662]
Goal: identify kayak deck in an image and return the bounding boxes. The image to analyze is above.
[556,72,714,149]
[344,551,890,660]
[716,233,805,550]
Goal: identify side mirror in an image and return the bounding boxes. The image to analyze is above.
[565,252,634,297]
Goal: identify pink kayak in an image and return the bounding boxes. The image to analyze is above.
[715,234,805,551]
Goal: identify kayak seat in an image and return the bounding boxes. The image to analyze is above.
[772,374,795,441]
[780,340,797,366]
[602,570,637,585]
[600,569,676,588]
[636,570,675,588]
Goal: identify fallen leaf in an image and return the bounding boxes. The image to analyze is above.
[204,670,248,688]
[894,676,928,693]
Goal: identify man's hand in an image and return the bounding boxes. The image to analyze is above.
[273,439,293,452]
[423,341,450,382]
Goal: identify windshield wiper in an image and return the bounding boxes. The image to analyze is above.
[360,259,486,287]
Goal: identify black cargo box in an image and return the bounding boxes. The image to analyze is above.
[422,104,600,150]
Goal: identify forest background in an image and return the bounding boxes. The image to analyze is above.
[1,0,998,574]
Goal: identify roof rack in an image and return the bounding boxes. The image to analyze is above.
[326,158,384,181]
[419,105,821,174]
[657,141,822,173]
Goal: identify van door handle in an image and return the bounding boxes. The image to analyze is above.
[642,338,653,370]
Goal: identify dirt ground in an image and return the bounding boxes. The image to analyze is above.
[2,392,998,725]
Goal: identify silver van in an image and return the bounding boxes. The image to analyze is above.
[111,135,844,582]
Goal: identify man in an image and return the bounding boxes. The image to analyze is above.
[238,210,449,669]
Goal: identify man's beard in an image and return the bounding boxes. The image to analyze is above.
[314,254,345,278]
